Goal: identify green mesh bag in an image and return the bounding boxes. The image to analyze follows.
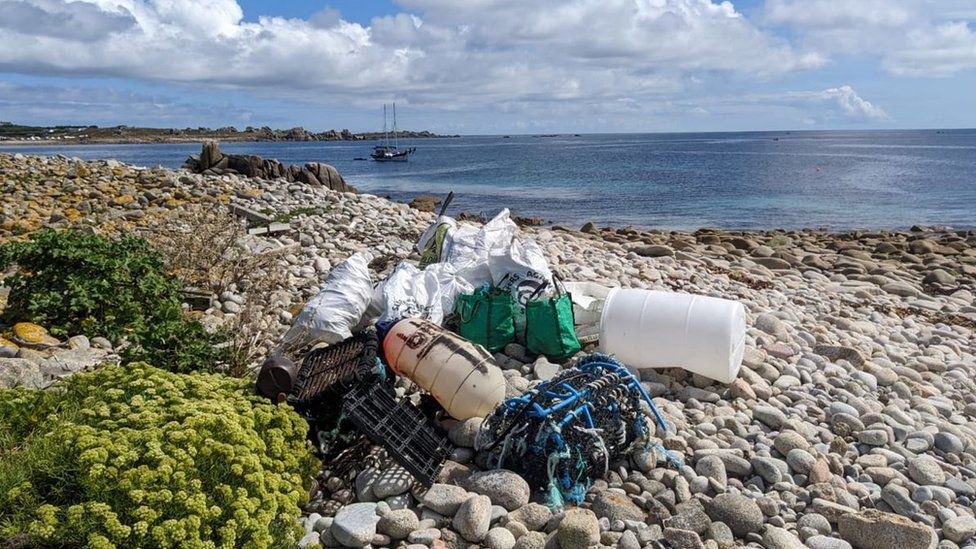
[454,286,516,353]
[525,275,582,362]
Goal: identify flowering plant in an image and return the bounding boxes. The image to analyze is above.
[0,363,318,548]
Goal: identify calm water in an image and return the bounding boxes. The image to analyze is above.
[4,130,975,230]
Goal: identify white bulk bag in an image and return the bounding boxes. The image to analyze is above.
[377,262,473,326]
[280,252,373,348]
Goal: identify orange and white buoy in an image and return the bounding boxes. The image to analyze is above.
[383,318,506,420]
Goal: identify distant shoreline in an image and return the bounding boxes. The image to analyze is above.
[0,136,456,146]
[0,123,457,146]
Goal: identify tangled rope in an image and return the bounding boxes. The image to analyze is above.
[477,354,682,508]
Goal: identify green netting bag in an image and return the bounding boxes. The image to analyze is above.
[525,275,582,362]
[454,286,516,353]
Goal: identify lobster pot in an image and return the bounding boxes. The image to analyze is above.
[599,289,746,384]
[477,354,669,507]
[383,318,506,420]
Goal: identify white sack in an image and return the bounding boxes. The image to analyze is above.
[562,281,613,338]
[281,252,373,348]
[377,261,473,325]
[491,237,551,336]
[445,210,519,288]
[416,215,457,263]
[414,208,552,333]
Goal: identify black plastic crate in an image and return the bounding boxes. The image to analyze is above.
[342,383,454,486]
[290,329,379,418]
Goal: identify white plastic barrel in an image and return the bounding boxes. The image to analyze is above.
[383,318,506,420]
[599,289,746,384]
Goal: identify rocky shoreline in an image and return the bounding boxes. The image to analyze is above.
[1,152,975,549]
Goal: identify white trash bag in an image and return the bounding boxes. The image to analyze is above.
[445,209,520,288]
[417,214,458,266]
[491,236,551,336]
[280,252,374,348]
[414,207,553,334]
[377,261,473,325]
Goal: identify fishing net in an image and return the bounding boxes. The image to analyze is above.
[477,354,680,507]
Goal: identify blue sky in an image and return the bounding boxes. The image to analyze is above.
[1,0,975,134]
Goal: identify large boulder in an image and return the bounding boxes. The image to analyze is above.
[226,154,265,178]
[838,509,935,549]
[706,493,763,537]
[463,470,530,511]
[0,357,44,389]
[184,142,356,192]
[307,162,354,192]
[198,140,223,170]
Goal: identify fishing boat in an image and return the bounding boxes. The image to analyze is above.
[371,103,415,162]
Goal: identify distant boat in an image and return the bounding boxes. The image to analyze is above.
[371,103,415,162]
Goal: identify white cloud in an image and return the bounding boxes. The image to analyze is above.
[884,21,976,77]
[0,0,136,41]
[765,0,913,30]
[817,85,889,120]
[764,0,976,77]
[0,0,822,111]
[689,85,890,123]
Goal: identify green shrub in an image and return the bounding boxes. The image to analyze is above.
[0,230,226,373]
[0,363,318,548]
[0,230,177,340]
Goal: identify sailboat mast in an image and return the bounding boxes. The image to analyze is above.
[393,102,399,150]
[383,104,389,147]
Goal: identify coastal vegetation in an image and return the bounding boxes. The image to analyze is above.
[0,362,317,548]
[0,230,227,374]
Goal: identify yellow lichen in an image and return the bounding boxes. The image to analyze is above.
[12,322,60,346]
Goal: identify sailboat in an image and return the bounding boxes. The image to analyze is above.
[371,103,416,162]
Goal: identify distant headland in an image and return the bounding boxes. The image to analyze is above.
[0,121,457,145]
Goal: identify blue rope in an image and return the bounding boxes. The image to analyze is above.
[482,353,681,507]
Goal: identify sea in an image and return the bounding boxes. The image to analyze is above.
[3,129,975,231]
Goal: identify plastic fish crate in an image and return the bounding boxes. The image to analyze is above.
[342,383,454,486]
[290,329,379,418]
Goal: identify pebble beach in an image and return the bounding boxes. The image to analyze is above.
[2,152,976,549]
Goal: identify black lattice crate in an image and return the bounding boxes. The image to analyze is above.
[290,329,379,418]
[342,383,454,486]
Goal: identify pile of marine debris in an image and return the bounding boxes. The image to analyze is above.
[257,202,737,510]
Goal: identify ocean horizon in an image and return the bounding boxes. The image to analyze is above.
[4,128,975,231]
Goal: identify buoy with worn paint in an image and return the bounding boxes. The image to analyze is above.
[382,318,506,420]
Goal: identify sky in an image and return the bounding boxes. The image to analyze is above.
[0,0,975,134]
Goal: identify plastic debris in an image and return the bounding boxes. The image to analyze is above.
[382,318,506,420]
[416,208,551,326]
[600,289,746,383]
[375,261,472,326]
[417,192,456,267]
[277,329,453,486]
[342,382,454,485]
[477,354,680,508]
[279,251,374,350]
[289,329,381,419]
